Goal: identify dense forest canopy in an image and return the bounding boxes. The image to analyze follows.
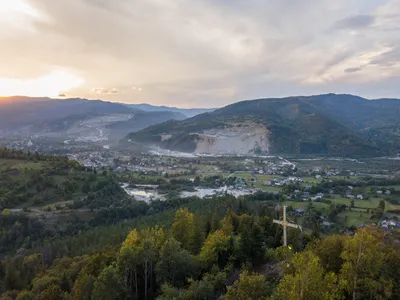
[0,207,399,300]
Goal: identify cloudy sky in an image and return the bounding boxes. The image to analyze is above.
[1,0,400,107]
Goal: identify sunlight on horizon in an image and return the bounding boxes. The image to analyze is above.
[0,70,85,98]
[0,0,40,17]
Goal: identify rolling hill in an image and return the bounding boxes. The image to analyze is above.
[0,97,186,142]
[127,94,400,157]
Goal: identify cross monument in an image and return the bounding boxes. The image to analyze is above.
[273,206,302,247]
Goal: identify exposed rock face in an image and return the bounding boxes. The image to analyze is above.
[194,123,270,155]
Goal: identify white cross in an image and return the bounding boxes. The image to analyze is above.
[273,206,302,247]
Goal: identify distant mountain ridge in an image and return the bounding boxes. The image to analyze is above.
[127,94,400,157]
[124,103,215,118]
[0,96,186,142]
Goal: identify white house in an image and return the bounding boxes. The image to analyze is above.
[356,194,363,200]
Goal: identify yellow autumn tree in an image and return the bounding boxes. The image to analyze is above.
[222,271,268,300]
[339,229,392,300]
[171,208,203,254]
[274,251,340,300]
[199,229,232,268]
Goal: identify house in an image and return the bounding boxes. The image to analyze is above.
[385,190,391,195]
[356,194,363,200]
[348,186,354,190]
[264,181,272,186]
[347,195,355,199]
[376,190,383,195]
[315,175,322,179]
[311,195,322,201]
[322,221,332,227]
[294,208,305,216]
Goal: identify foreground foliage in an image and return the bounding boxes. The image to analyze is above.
[0,205,398,300]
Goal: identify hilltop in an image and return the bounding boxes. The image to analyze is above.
[127,94,400,157]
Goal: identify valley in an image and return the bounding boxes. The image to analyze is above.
[0,94,400,299]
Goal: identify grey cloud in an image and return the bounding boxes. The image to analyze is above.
[344,67,362,73]
[316,52,353,76]
[369,46,400,66]
[333,15,375,30]
[1,0,400,107]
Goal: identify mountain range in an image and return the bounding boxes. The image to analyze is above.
[0,97,187,142]
[124,103,215,118]
[127,94,400,157]
[1,94,399,157]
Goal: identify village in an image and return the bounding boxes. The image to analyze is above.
[1,134,399,234]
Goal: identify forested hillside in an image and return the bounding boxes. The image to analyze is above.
[0,148,126,210]
[0,148,127,254]
[128,94,400,156]
[1,205,398,300]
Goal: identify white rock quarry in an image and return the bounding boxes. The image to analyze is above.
[194,123,270,155]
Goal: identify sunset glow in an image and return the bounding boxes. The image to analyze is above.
[0,0,40,17]
[0,70,85,97]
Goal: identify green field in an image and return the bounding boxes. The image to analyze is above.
[282,201,329,212]
[330,197,379,209]
[336,210,374,227]
[385,201,400,211]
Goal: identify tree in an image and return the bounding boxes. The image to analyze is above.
[72,270,95,300]
[313,235,346,273]
[118,226,166,299]
[36,284,68,300]
[222,271,268,300]
[16,291,34,300]
[182,271,227,300]
[171,208,202,254]
[274,251,340,300]
[1,209,10,216]
[156,237,195,286]
[199,230,232,269]
[118,229,142,299]
[383,247,400,299]
[237,215,265,264]
[92,266,124,300]
[379,199,385,210]
[339,229,391,300]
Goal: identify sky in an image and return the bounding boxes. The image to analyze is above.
[1,0,400,108]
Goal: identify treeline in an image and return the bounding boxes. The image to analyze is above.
[1,207,399,300]
[0,148,68,162]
